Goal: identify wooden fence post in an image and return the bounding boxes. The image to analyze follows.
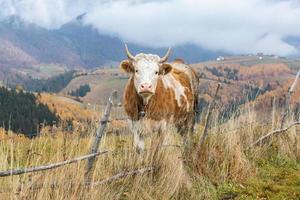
[84,90,118,185]
[252,70,300,147]
[280,70,300,129]
[197,83,220,156]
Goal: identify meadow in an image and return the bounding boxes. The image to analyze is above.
[0,99,299,200]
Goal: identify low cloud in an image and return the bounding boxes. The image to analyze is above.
[1,0,300,56]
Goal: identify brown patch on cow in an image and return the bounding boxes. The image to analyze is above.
[160,63,172,75]
[147,78,179,120]
[171,68,195,111]
[123,77,142,120]
[173,58,185,64]
[120,60,134,73]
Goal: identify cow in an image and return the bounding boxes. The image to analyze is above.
[120,45,199,152]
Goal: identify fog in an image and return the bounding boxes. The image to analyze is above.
[1,0,300,55]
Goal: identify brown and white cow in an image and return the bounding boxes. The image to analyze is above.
[120,45,199,152]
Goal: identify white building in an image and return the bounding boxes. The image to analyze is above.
[216,56,225,61]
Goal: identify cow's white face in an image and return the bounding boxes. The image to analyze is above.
[133,54,160,97]
[121,53,172,99]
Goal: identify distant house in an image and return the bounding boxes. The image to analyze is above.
[257,52,263,56]
[216,56,225,61]
[257,52,264,60]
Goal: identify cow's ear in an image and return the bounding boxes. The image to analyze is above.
[160,63,172,75]
[120,60,134,73]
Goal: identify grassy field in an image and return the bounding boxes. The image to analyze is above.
[0,104,299,200]
[60,69,127,104]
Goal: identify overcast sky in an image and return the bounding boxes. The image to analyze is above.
[1,0,300,56]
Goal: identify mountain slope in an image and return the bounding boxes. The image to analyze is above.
[0,38,37,68]
[0,16,83,69]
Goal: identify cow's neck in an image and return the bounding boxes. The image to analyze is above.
[137,92,153,119]
[142,96,152,105]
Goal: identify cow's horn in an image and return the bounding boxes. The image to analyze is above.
[159,48,171,63]
[125,44,135,61]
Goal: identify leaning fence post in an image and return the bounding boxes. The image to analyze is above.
[197,83,220,156]
[280,70,300,129]
[84,90,118,185]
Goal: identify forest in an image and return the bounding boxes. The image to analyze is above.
[0,87,59,137]
[68,84,91,97]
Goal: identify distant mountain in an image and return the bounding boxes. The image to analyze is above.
[0,16,83,69]
[0,14,225,72]
[55,14,126,67]
[285,36,300,57]
[54,13,225,67]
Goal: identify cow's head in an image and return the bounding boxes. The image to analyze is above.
[120,44,172,98]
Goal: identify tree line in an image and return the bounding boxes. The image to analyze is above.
[9,70,76,93]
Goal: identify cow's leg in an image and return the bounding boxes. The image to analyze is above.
[177,115,194,147]
[133,130,144,153]
[130,120,144,153]
[184,113,196,149]
[195,93,201,124]
[157,120,169,146]
[189,112,196,134]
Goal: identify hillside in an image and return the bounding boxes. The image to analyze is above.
[193,56,300,120]
[55,55,300,128]
[60,55,299,105]
[60,68,126,104]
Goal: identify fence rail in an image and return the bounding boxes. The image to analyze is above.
[0,151,108,177]
[0,166,155,194]
[252,120,300,146]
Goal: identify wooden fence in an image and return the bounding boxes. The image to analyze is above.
[0,89,154,188]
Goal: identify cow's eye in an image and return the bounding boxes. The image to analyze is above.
[155,71,159,75]
[135,70,138,73]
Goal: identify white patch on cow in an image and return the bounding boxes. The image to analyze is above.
[172,63,194,81]
[133,54,161,95]
[128,119,171,151]
[129,120,145,152]
[171,62,196,95]
[161,73,189,110]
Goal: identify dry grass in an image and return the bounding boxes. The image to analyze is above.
[0,106,299,199]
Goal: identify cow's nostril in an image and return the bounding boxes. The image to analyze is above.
[149,85,152,88]
[141,84,145,89]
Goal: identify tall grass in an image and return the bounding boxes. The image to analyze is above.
[0,106,299,199]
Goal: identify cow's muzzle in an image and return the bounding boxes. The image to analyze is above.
[139,90,154,98]
[138,83,154,97]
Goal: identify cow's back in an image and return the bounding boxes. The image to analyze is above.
[170,61,199,98]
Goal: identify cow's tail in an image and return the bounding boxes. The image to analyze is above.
[191,67,200,125]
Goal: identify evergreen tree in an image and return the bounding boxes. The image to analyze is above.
[69,84,91,97]
[0,87,59,137]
